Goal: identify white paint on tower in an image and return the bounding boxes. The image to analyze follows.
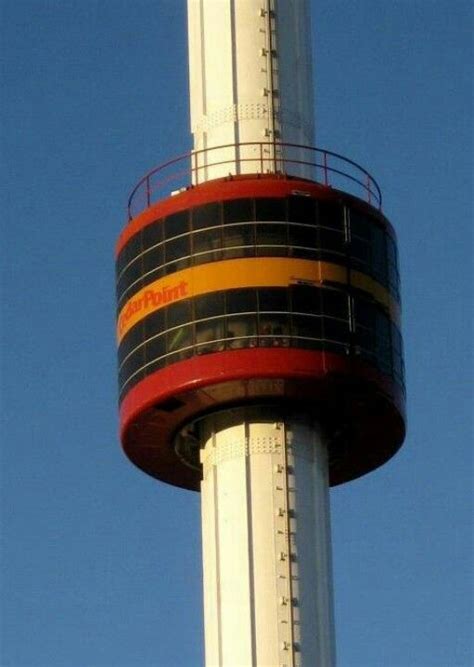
[187,0,315,182]
[199,409,336,666]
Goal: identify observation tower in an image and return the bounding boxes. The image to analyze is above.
[115,1,406,664]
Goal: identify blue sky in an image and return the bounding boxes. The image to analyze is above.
[1,1,472,666]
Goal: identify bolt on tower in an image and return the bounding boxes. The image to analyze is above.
[115,1,406,665]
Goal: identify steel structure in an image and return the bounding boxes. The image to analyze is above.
[115,2,406,665]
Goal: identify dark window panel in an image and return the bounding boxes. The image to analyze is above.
[350,208,371,240]
[223,223,254,248]
[165,348,194,365]
[165,210,189,239]
[145,335,166,363]
[192,227,222,258]
[351,237,371,266]
[258,288,288,312]
[142,221,163,249]
[290,247,318,260]
[119,367,145,400]
[117,321,144,366]
[222,247,254,260]
[288,195,316,224]
[371,224,388,284]
[318,200,344,230]
[323,317,350,343]
[192,202,221,230]
[119,346,145,385]
[143,246,164,274]
[223,199,254,224]
[194,292,225,320]
[256,223,287,247]
[167,324,193,354]
[291,285,321,315]
[165,235,190,264]
[123,232,142,264]
[321,289,349,321]
[143,357,166,376]
[255,198,286,222]
[291,314,322,339]
[292,337,322,351]
[166,300,191,329]
[319,228,345,254]
[143,309,165,339]
[288,223,318,249]
[354,298,376,330]
[226,289,257,313]
[194,249,224,265]
[116,266,145,305]
[355,325,375,353]
[375,310,392,373]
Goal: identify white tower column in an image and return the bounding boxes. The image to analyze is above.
[187,0,315,182]
[199,408,335,666]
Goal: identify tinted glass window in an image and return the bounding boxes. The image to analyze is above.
[192,202,221,230]
[192,228,222,254]
[258,288,288,312]
[167,300,191,328]
[118,258,142,293]
[194,292,225,320]
[255,198,286,221]
[145,335,166,362]
[118,321,144,365]
[223,224,254,248]
[371,224,387,282]
[354,299,376,330]
[142,221,163,248]
[288,196,316,224]
[350,209,371,240]
[227,289,257,313]
[226,314,257,344]
[292,314,322,339]
[143,309,165,339]
[318,201,343,230]
[196,319,225,352]
[319,228,345,254]
[165,235,190,264]
[223,199,253,224]
[288,224,317,249]
[255,223,287,247]
[355,326,375,352]
[322,289,348,320]
[259,314,290,334]
[323,317,349,343]
[351,237,370,265]
[291,285,321,314]
[165,211,189,238]
[143,245,164,274]
[167,324,193,353]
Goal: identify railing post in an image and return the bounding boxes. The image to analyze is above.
[146,176,151,208]
[260,142,264,174]
[366,173,371,206]
[323,151,329,186]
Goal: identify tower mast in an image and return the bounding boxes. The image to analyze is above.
[115,1,406,665]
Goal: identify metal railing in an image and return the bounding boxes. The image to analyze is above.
[127,142,382,220]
